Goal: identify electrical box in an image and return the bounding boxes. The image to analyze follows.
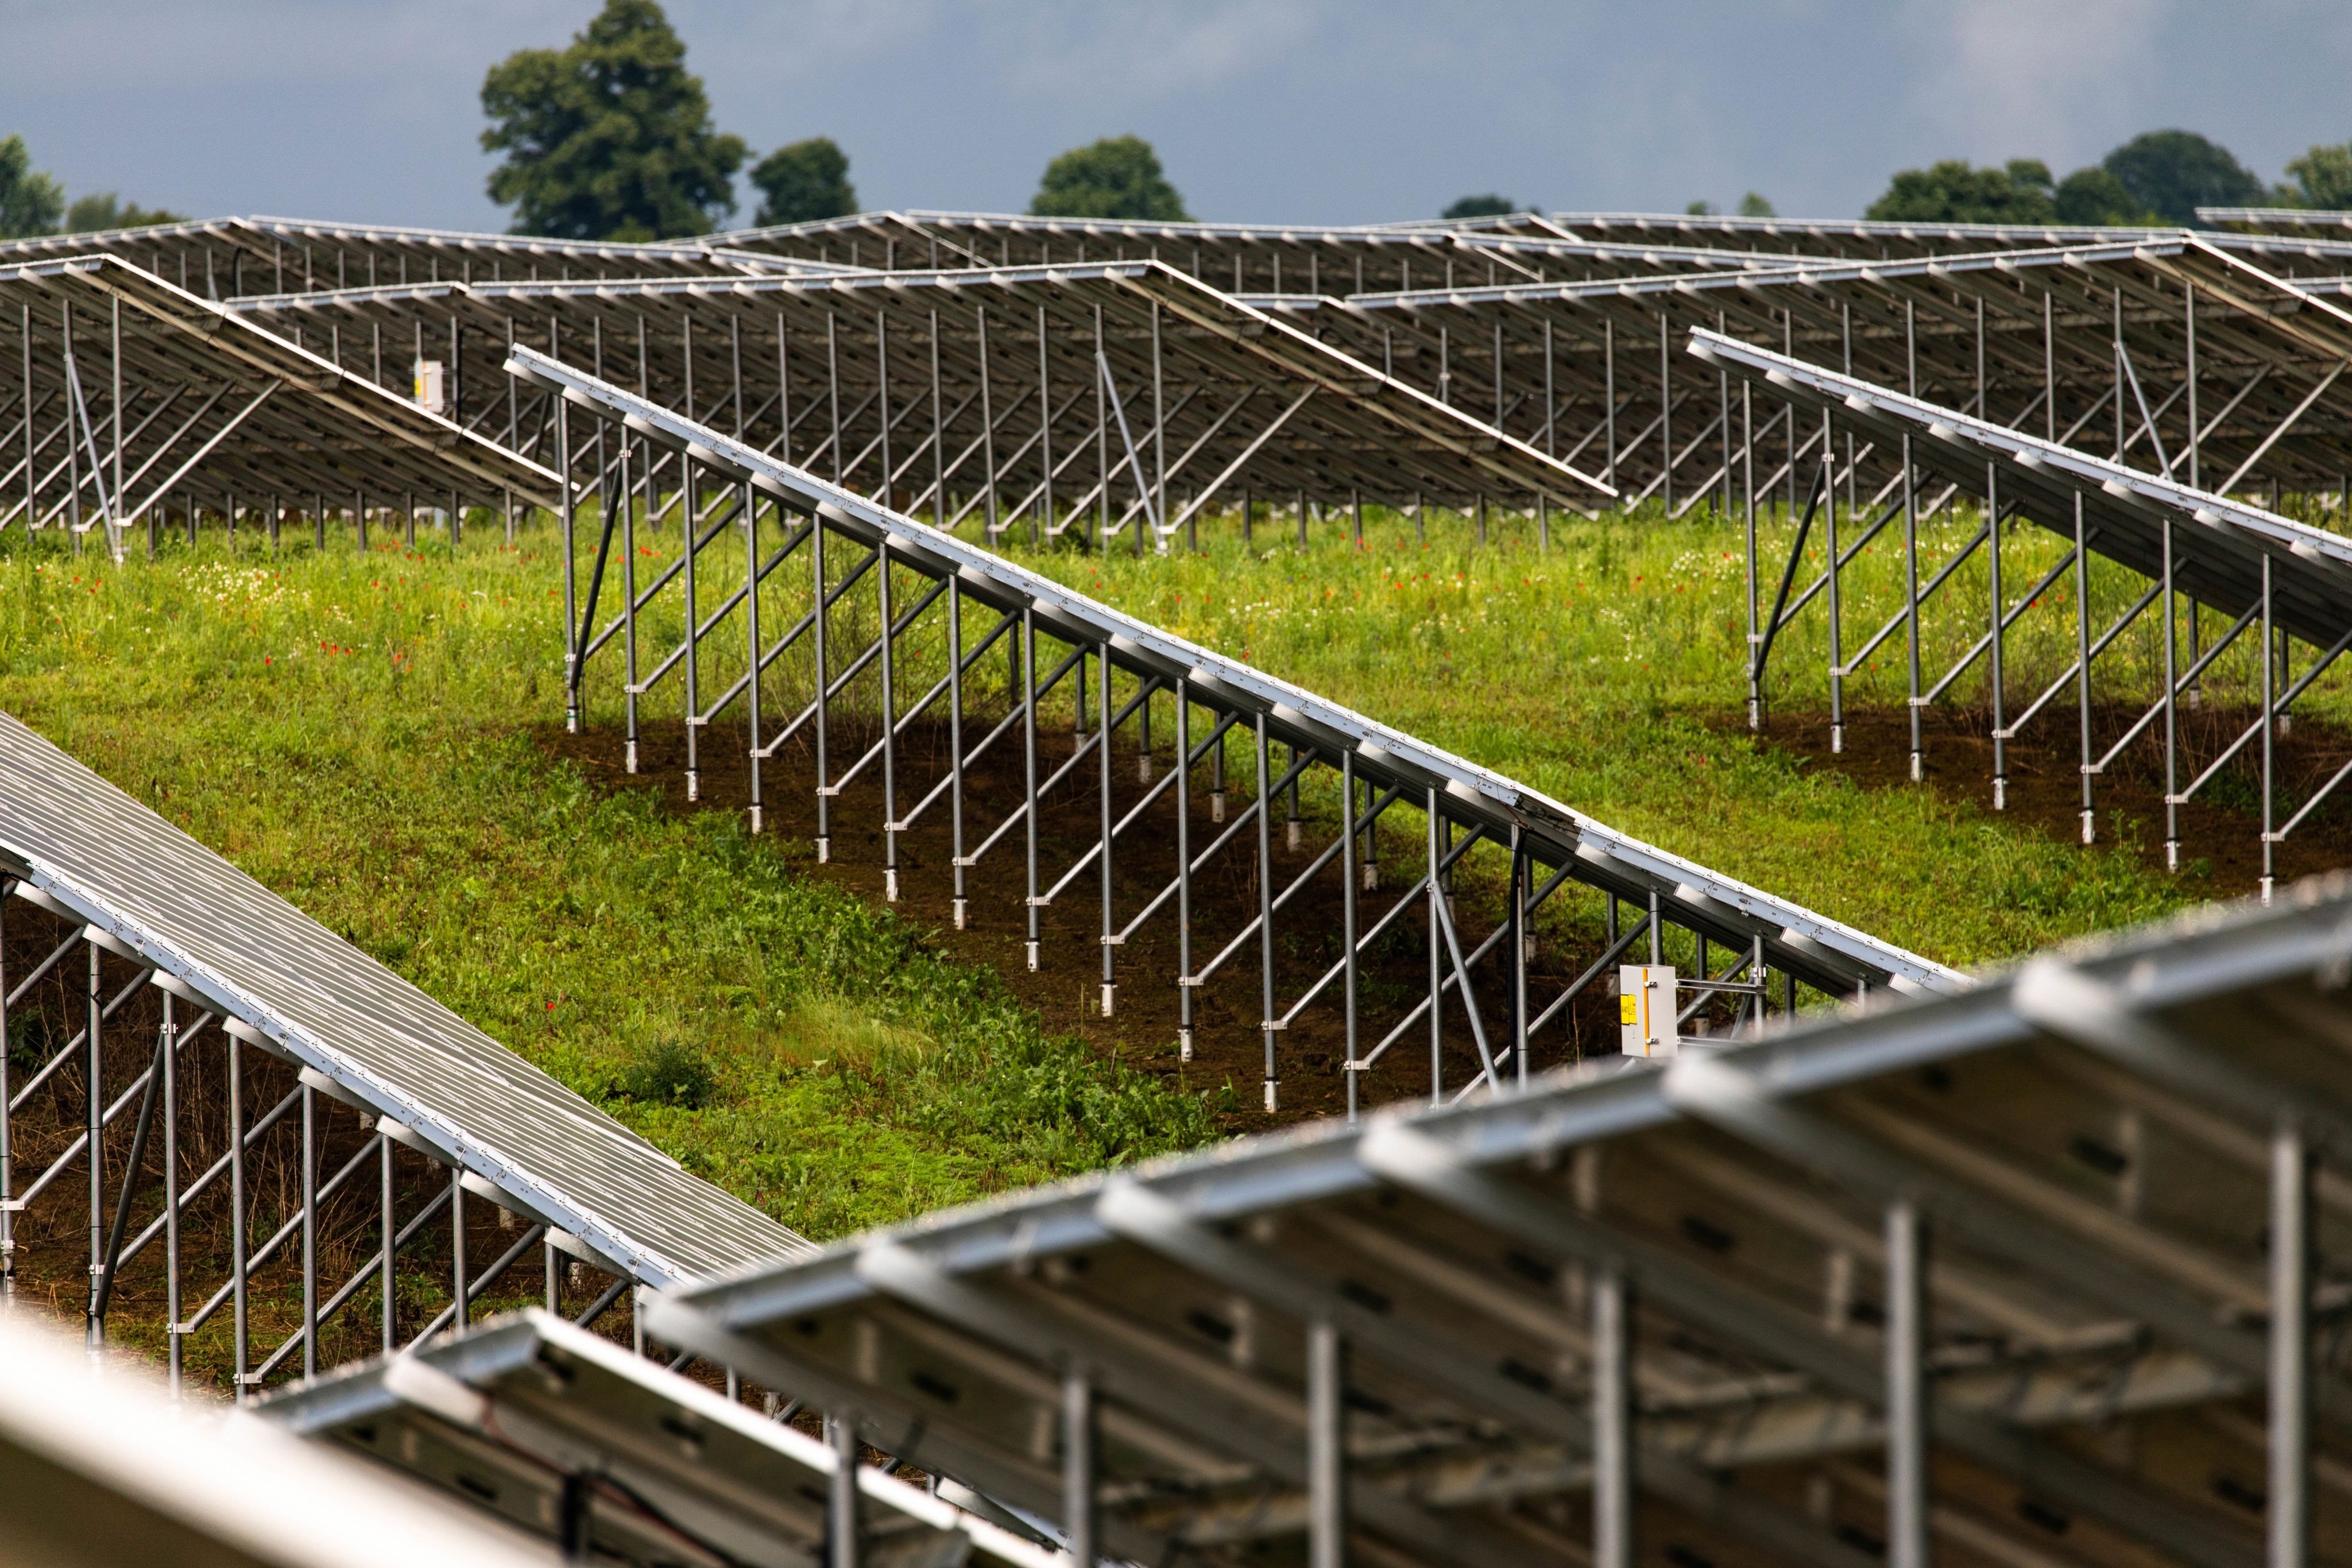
[1619,965,1678,1058]
[413,358,446,417]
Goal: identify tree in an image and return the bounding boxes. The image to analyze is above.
[1444,193,1518,220]
[2284,142,2352,211]
[65,193,183,233]
[2100,130,2262,225]
[2053,166,2153,226]
[0,135,64,239]
[1030,136,1188,222]
[480,0,745,241]
[1865,158,2056,224]
[1737,192,1776,218]
[748,137,856,226]
[1684,199,1716,216]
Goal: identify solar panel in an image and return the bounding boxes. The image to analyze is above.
[642,878,2352,1568]
[0,708,809,1287]
[260,1307,1064,1567]
[0,1313,550,1568]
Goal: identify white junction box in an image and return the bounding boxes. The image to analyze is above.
[1619,965,1678,1058]
[413,358,446,417]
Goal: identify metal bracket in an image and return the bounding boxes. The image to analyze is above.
[884,822,908,834]
[1024,896,1053,908]
[1099,935,1126,946]
[815,785,842,798]
[1177,975,1205,987]
[952,856,977,868]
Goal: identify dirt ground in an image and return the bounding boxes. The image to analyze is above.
[1735,697,2352,896]
[540,715,1632,1130]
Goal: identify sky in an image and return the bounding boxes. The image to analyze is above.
[3,0,2348,233]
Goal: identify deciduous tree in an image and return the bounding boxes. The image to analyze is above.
[749,137,856,227]
[1030,136,1188,222]
[0,135,64,239]
[2100,130,2263,225]
[1865,158,2056,224]
[480,0,745,241]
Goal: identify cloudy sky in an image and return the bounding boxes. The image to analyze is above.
[3,0,2346,231]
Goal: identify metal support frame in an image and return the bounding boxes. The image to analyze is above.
[517,343,1957,1144]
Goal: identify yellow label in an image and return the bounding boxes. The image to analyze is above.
[1619,993,1638,1025]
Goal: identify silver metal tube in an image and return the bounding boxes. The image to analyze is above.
[1176,683,1193,1061]
[2272,1122,2312,1568]
[1151,303,1166,548]
[1989,461,2005,810]
[1826,413,1842,755]
[977,309,997,539]
[381,1128,395,1350]
[621,435,639,773]
[1023,609,1040,970]
[2076,491,2094,844]
[1308,1318,1346,1568]
[301,1081,317,1377]
[1341,753,1359,1120]
[746,481,764,834]
[162,994,179,1391]
[830,1412,860,1568]
[949,579,965,926]
[880,540,898,900]
[1258,715,1276,1113]
[684,454,701,801]
[230,1032,247,1402]
[1510,828,1527,1091]
[85,939,100,1346]
[2263,555,2276,902]
[1885,1199,1928,1568]
[1592,1263,1633,1568]
[1063,1372,1096,1566]
[2164,514,2179,868]
[451,1171,467,1335]
[1428,790,1443,1106]
[1905,434,1922,780]
[814,502,831,861]
[1099,641,1115,1015]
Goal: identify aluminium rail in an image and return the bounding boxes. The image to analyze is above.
[645,874,2352,1568]
[508,343,1959,1122]
[0,1314,550,1568]
[0,709,808,1399]
[0,253,562,556]
[261,1307,1066,1567]
[1320,234,2352,509]
[1689,324,2352,894]
[232,260,1610,546]
[0,213,835,299]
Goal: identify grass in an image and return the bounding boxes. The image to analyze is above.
[0,528,1218,1245]
[0,489,2284,1248]
[1007,500,2230,966]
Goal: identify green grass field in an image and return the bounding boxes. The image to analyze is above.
[3,492,2284,1241]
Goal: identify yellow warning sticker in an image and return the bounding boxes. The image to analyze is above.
[1620,993,1638,1025]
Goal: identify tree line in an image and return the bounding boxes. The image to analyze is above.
[1859,129,2352,227]
[0,134,179,240]
[11,1,2352,247]
[479,0,1185,240]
